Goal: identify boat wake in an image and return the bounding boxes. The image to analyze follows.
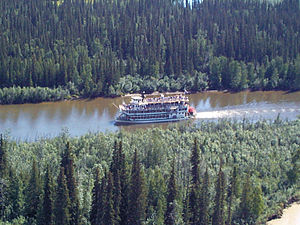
[195,105,300,120]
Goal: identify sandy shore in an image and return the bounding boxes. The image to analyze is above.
[267,203,300,225]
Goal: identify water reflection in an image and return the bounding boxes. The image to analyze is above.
[0,91,299,140]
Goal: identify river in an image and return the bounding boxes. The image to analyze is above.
[0,91,299,141]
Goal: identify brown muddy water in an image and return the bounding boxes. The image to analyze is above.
[0,91,299,140]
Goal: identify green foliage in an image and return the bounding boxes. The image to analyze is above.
[5,168,25,222]
[54,167,71,225]
[250,185,264,219]
[188,139,201,224]
[0,135,7,220]
[24,159,41,221]
[1,119,300,224]
[128,150,146,225]
[237,175,265,224]
[0,86,72,104]
[147,168,166,225]
[41,165,54,225]
[164,160,177,225]
[0,0,300,104]
[212,159,226,225]
[288,148,300,184]
[199,168,210,225]
[226,166,237,225]
[90,167,101,225]
[61,142,80,225]
[0,135,7,177]
[103,172,116,225]
[190,139,200,186]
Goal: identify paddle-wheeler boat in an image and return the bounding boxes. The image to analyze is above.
[114,94,196,125]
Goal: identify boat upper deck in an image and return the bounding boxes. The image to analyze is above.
[119,95,190,111]
[143,95,188,105]
[129,95,188,105]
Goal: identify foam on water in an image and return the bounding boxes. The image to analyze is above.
[195,105,300,120]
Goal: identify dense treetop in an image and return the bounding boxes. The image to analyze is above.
[0,0,300,104]
[0,119,299,224]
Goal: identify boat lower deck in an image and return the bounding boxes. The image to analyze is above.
[114,117,190,125]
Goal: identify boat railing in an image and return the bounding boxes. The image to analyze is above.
[123,104,187,112]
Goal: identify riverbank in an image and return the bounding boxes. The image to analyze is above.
[1,80,299,105]
[267,202,300,225]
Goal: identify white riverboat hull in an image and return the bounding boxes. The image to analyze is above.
[114,116,190,125]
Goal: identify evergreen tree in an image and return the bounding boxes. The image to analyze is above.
[0,134,7,219]
[239,174,252,222]
[164,160,177,225]
[41,165,54,225]
[147,167,166,225]
[119,141,130,225]
[61,142,80,225]
[54,167,71,225]
[199,167,210,225]
[189,138,201,224]
[128,149,146,225]
[103,171,116,225]
[90,167,101,225]
[191,138,200,185]
[25,159,41,221]
[6,168,25,221]
[182,190,190,225]
[189,186,200,225]
[226,166,237,225]
[288,148,300,184]
[212,158,226,225]
[111,141,121,224]
[0,134,7,177]
[250,185,264,220]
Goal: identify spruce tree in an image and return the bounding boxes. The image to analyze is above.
[7,167,25,221]
[189,186,200,224]
[98,174,106,224]
[119,141,130,225]
[226,166,237,225]
[147,167,166,225]
[250,185,264,220]
[164,160,177,225]
[199,167,210,225]
[183,190,190,224]
[0,134,7,219]
[191,138,200,185]
[0,177,5,220]
[111,141,121,224]
[41,165,54,225]
[288,148,300,184]
[189,138,201,224]
[25,159,41,221]
[128,149,146,225]
[90,167,101,225]
[61,142,80,225]
[55,167,71,225]
[212,158,226,225]
[0,134,7,177]
[103,171,116,225]
[239,174,252,221]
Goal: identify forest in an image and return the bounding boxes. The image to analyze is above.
[0,0,300,104]
[0,119,299,224]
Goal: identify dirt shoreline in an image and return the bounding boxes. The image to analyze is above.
[267,203,300,225]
